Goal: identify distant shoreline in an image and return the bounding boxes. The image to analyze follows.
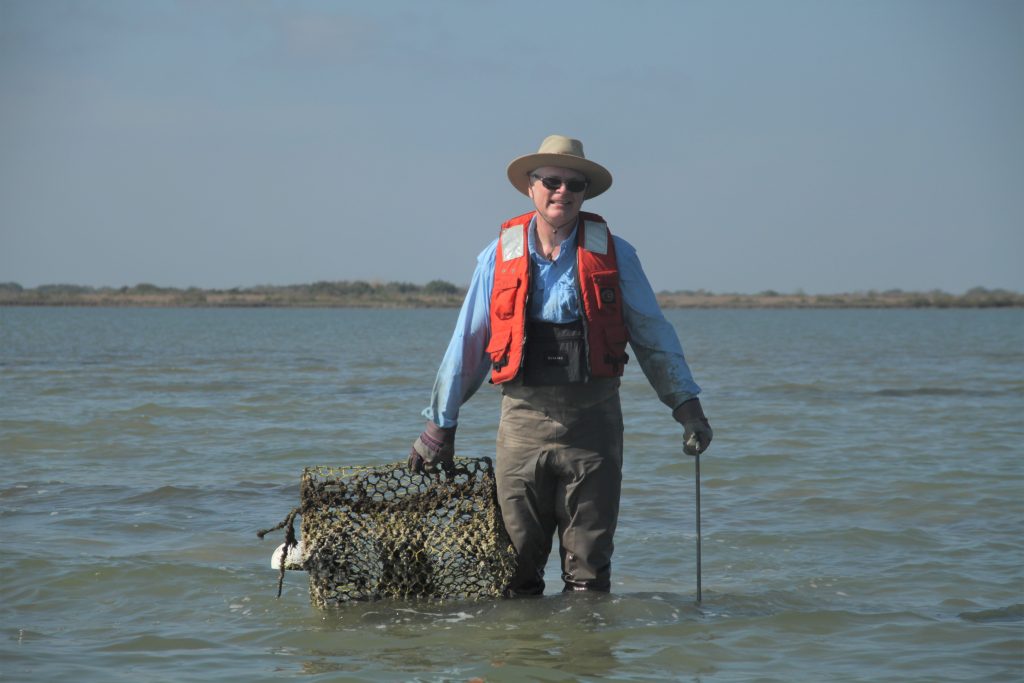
[1,281,1020,309]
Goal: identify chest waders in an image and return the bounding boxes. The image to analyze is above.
[495,255,625,592]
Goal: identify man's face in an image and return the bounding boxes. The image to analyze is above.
[527,165,588,229]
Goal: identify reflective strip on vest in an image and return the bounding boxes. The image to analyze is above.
[582,220,608,255]
[500,227,525,261]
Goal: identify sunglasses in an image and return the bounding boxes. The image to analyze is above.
[531,174,589,193]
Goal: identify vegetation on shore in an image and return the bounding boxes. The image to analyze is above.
[655,287,1024,308]
[0,281,1020,309]
[0,280,465,308]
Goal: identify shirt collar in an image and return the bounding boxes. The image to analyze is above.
[527,215,578,263]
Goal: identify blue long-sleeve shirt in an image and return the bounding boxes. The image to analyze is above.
[423,216,701,428]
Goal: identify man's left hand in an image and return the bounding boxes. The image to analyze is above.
[673,398,713,456]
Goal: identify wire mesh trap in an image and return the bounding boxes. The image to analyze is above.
[258,456,517,607]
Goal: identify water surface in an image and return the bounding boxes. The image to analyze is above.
[1,307,1021,681]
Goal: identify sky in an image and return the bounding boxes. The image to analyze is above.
[1,0,1021,295]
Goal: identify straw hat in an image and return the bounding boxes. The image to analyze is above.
[506,135,613,199]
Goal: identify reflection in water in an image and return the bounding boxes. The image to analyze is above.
[290,591,714,679]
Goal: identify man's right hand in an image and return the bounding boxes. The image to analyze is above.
[408,421,456,473]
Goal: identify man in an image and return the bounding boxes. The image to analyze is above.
[410,134,712,595]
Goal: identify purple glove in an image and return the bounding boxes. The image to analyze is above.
[673,398,713,456]
[408,421,456,473]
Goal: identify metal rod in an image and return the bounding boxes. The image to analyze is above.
[695,453,702,604]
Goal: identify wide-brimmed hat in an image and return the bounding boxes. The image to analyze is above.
[506,135,613,200]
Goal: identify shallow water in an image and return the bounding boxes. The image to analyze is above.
[1,307,1021,682]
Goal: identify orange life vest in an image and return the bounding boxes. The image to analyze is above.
[486,211,629,384]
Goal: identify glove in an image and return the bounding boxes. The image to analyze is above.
[673,398,713,456]
[408,421,456,473]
